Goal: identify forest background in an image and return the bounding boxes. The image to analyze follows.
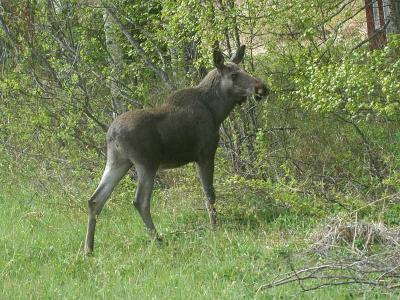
[1,0,400,298]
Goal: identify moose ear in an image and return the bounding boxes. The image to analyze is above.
[213,50,225,71]
[230,45,246,64]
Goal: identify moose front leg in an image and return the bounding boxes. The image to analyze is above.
[197,159,217,226]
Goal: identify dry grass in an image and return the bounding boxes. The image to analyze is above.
[311,217,400,255]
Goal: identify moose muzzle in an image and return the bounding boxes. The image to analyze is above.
[254,79,270,101]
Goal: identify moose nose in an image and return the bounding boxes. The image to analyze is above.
[254,80,269,101]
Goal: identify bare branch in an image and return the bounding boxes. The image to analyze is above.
[257,258,400,294]
[103,5,176,91]
[350,20,391,53]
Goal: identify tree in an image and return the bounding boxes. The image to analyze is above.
[387,0,400,34]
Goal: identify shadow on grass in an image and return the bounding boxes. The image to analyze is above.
[217,195,302,231]
[160,194,307,241]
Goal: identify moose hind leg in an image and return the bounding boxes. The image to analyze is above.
[85,161,131,255]
[133,164,160,240]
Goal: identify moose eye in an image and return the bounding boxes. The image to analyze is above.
[231,73,239,81]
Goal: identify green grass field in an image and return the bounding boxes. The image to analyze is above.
[0,166,397,299]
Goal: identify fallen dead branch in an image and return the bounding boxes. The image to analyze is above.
[257,251,400,293]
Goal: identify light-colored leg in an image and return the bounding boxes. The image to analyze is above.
[85,161,131,255]
[197,159,217,226]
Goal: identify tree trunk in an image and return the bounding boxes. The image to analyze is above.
[387,0,400,35]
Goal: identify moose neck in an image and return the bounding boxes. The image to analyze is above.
[197,70,239,127]
[210,90,239,126]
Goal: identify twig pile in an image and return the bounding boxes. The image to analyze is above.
[257,218,400,294]
[311,217,400,254]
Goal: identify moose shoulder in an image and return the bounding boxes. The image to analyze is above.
[85,45,269,255]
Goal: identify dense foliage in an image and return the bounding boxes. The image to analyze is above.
[1,0,399,211]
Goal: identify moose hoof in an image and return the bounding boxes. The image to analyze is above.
[209,212,218,228]
[148,230,163,243]
[84,248,94,257]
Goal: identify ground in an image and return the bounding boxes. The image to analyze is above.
[0,165,398,299]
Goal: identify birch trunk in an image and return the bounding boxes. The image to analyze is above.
[387,0,400,35]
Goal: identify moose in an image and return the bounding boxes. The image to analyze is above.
[85,45,269,254]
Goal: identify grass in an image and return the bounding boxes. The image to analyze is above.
[0,165,398,299]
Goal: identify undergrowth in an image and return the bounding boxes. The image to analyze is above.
[1,149,399,299]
